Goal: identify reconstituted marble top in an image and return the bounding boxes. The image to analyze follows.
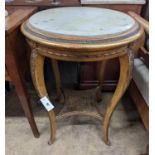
[28,7,136,37]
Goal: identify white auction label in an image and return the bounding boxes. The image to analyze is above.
[40,96,54,111]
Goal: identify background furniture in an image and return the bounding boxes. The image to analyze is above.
[127,13,149,155]
[5,6,39,138]
[128,11,149,131]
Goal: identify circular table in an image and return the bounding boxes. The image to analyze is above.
[21,7,144,145]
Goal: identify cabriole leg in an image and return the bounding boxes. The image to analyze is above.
[102,50,133,145]
[30,50,57,145]
[51,60,64,103]
[96,61,107,102]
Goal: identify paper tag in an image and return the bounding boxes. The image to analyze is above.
[40,96,54,111]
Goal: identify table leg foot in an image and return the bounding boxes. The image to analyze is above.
[96,86,102,102]
[28,117,40,138]
[102,137,111,146]
[48,110,57,145]
[48,138,55,145]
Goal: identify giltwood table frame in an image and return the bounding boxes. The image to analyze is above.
[21,15,143,145]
